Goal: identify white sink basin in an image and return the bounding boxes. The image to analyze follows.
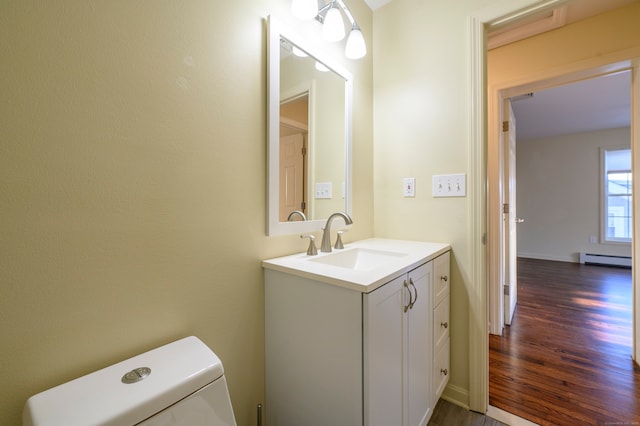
[308,247,408,271]
[262,238,451,293]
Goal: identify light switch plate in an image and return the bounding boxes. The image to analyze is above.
[432,173,466,197]
[315,182,332,199]
[403,178,416,197]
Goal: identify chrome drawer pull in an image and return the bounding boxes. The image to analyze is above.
[441,368,448,376]
[440,321,448,329]
[408,278,417,309]
[403,280,412,313]
[440,275,448,282]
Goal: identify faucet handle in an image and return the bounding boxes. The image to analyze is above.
[335,230,348,249]
[300,234,318,256]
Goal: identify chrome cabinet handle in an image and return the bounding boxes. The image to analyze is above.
[440,275,448,282]
[408,278,417,309]
[403,280,412,313]
[441,368,448,376]
[441,321,448,329]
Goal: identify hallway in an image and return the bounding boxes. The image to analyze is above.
[489,258,639,425]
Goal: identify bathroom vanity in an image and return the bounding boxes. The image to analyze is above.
[263,238,450,426]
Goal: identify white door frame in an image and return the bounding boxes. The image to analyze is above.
[467,0,640,413]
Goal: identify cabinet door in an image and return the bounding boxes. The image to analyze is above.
[406,262,433,426]
[364,275,406,426]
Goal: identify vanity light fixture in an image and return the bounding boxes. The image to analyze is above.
[322,2,346,41]
[290,0,367,59]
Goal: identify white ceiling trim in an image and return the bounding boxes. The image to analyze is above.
[488,6,567,50]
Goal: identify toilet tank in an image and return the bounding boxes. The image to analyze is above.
[23,336,236,426]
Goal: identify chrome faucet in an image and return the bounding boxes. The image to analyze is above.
[320,212,353,253]
[287,210,307,221]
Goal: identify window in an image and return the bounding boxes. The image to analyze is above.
[603,148,632,243]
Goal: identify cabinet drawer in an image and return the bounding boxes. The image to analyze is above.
[433,295,450,350]
[433,338,450,401]
[433,251,450,306]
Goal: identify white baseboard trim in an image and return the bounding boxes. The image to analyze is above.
[517,252,576,263]
[487,405,540,425]
[441,386,540,425]
[441,383,470,410]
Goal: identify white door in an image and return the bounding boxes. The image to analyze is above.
[503,99,520,325]
[279,133,305,222]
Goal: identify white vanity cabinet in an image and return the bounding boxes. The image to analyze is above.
[264,240,450,426]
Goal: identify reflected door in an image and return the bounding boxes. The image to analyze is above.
[279,133,305,221]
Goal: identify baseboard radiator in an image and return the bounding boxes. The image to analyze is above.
[579,252,632,268]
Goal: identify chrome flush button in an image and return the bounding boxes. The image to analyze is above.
[121,367,151,384]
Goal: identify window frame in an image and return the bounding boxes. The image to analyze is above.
[601,147,632,244]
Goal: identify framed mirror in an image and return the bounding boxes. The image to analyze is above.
[267,16,353,236]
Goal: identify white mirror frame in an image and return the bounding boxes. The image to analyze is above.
[267,15,353,236]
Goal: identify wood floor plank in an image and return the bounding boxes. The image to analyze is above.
[489,258,640,425]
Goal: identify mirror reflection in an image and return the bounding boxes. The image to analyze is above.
[279,37,346,222]
[267,17,353,236]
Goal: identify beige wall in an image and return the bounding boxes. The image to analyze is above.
[0,1,373,424]
[517,127,632,262]
[3,0,640,424]
[375,0,640,409]
[372,0,500,406]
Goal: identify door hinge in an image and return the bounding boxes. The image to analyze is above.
[503,203,509,214]
[301,201,306,210]
[504,284,510,295]
[503,121,509,132]
[302,147,307,156]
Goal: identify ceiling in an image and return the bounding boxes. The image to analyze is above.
[510,71,631,141]
[495,0,636,141]
[360,0,636,141]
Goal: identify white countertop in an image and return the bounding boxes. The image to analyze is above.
[262,238,450,293]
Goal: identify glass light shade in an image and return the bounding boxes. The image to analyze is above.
[291,0,318,20]
[345,28,367,59]
[322,6,345,42]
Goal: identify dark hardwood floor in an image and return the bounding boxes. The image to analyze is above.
[429,399,507,426]
[489,258,640,425]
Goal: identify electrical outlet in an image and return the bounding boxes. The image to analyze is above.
[432,173,466,197]
[403,177,416,197]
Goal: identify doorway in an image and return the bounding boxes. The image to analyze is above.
[466,0,640,414]
[279,94,309,222]
[489,71,634,423]
[492,71,633,334]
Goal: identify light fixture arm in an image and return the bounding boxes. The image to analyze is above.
[316,0,359,28]
[335,0,358,28]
